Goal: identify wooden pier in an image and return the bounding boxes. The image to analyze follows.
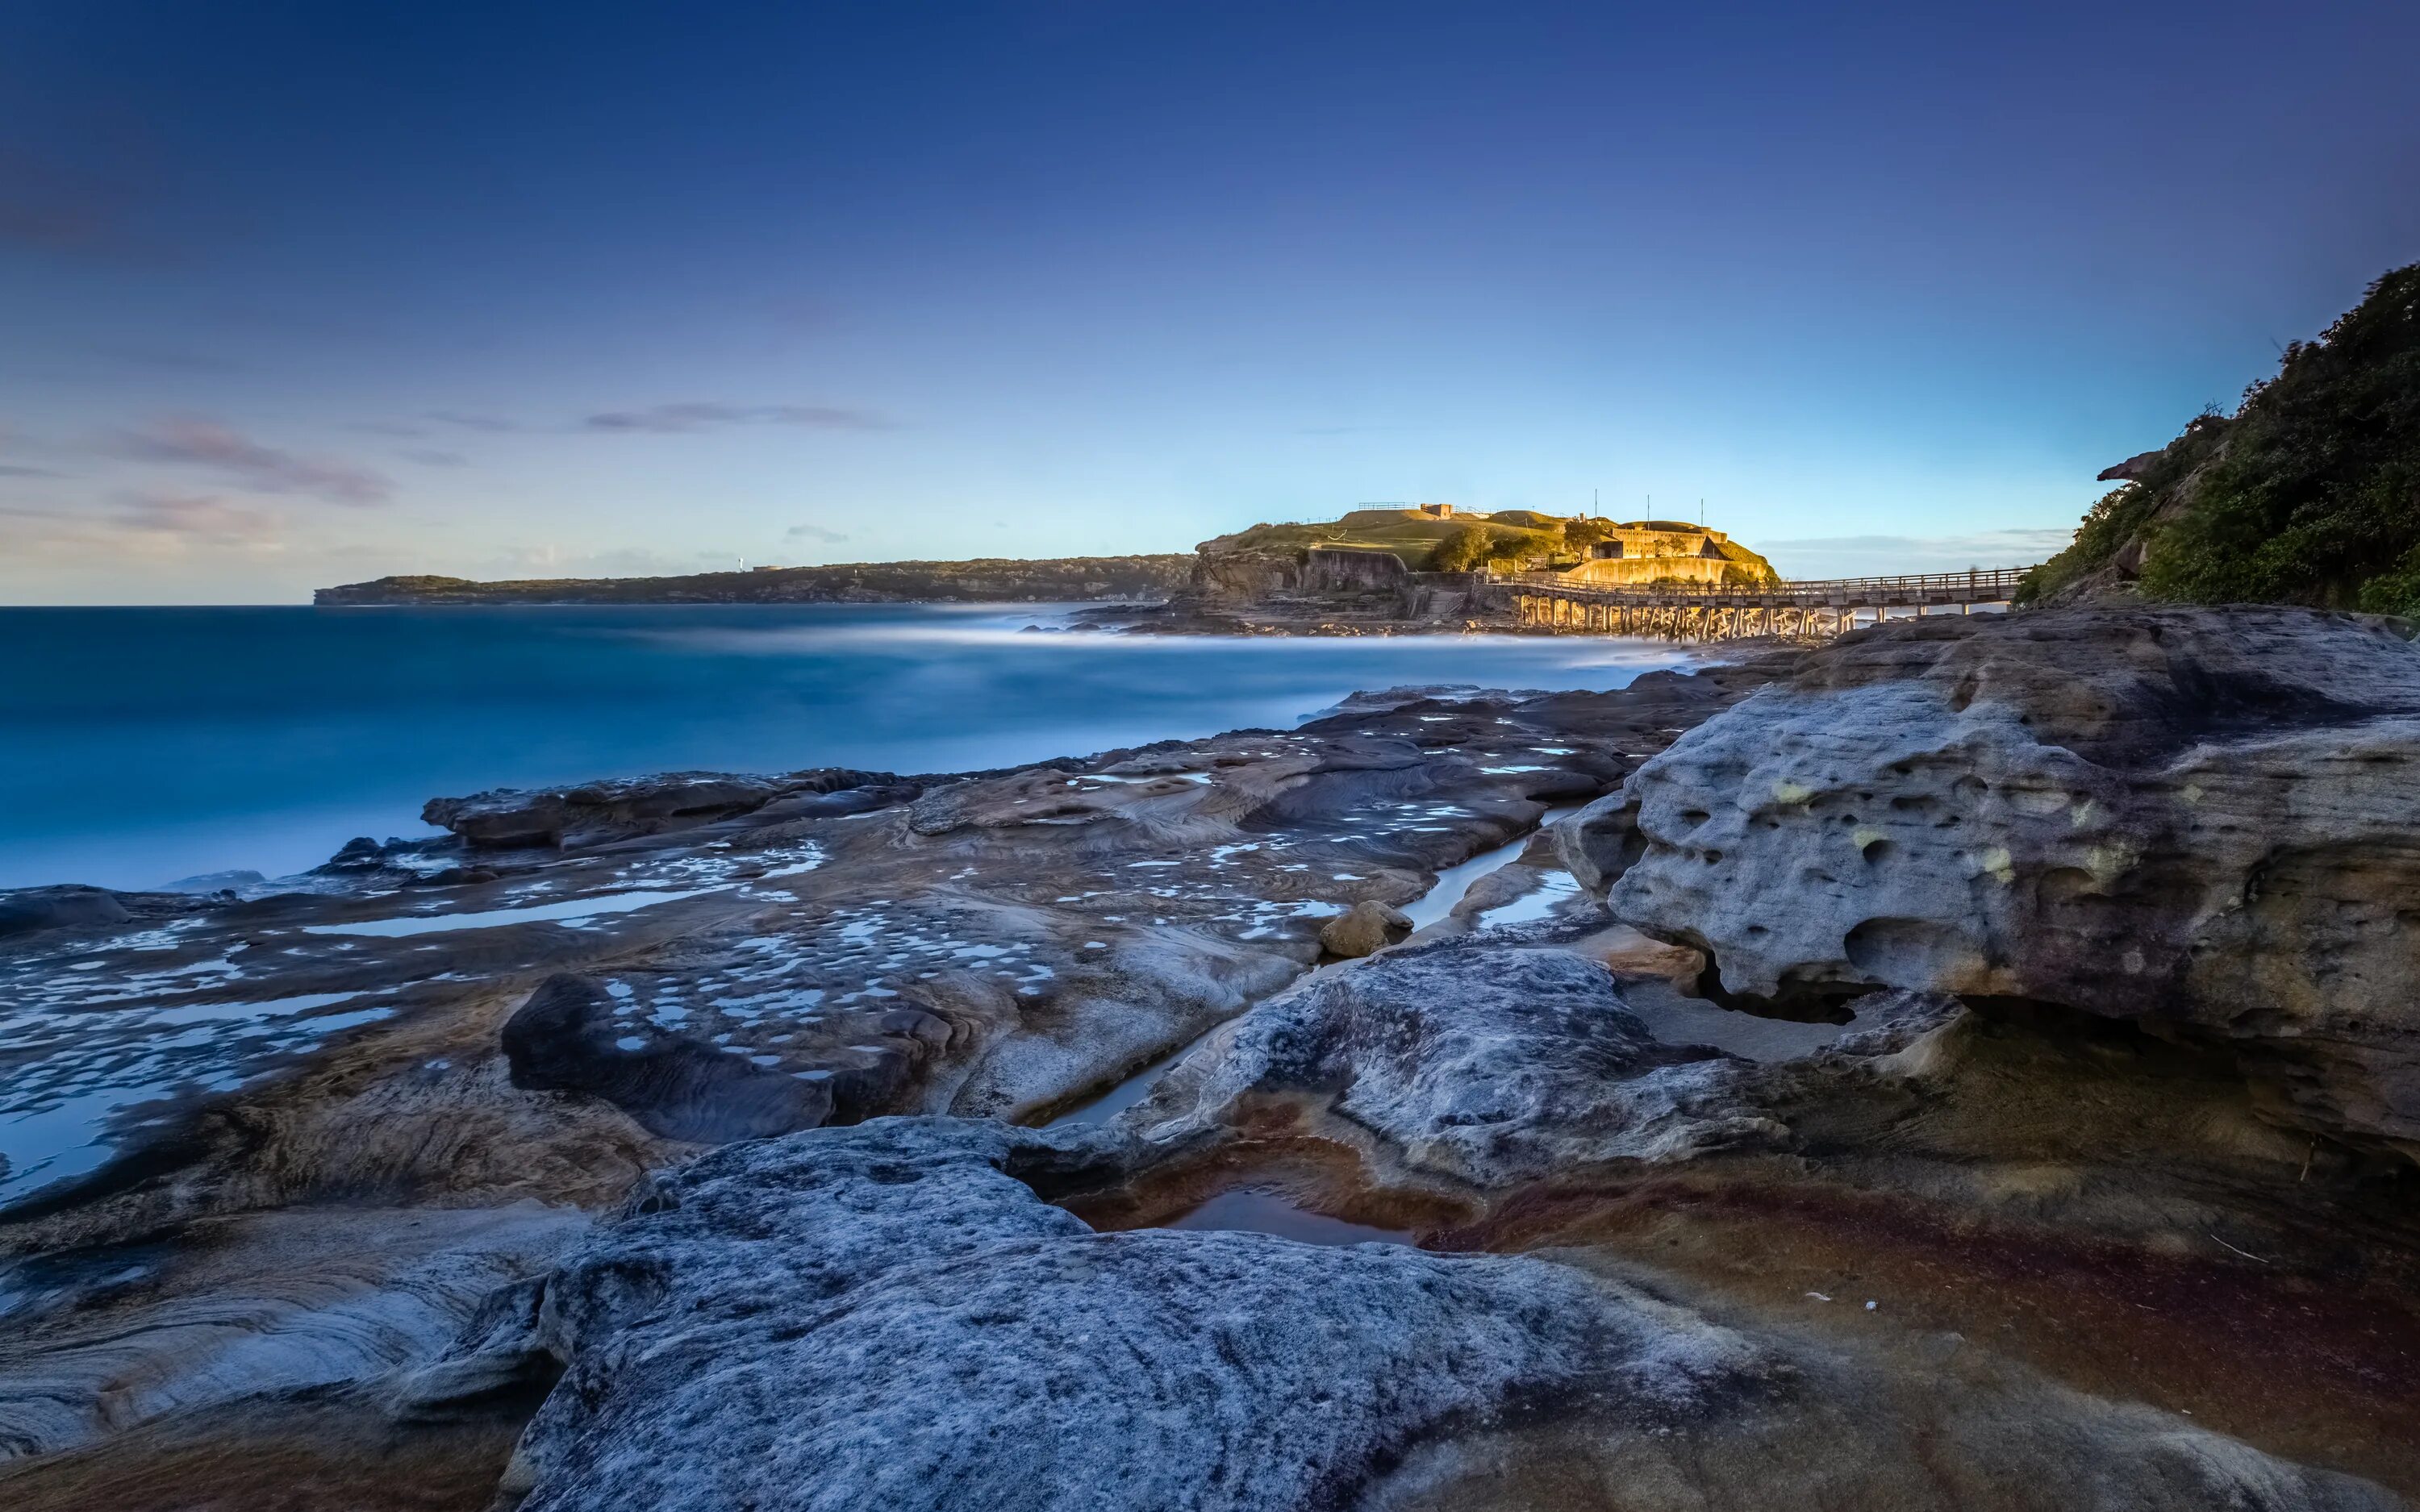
[1486,565,2037,643]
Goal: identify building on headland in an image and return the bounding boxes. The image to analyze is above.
[1187,504,1779,617]
[1562,520,1744,587]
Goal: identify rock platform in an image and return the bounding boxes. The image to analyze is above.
[6,609,2420,1510]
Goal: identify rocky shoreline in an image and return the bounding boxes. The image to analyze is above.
[5,606,2419,1510]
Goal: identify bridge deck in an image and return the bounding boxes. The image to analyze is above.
[1480,564,2039,642]
[1484,564,2033,609]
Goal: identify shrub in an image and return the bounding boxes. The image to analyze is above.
[1427,524,1497,573]
[2023,264,2420,610]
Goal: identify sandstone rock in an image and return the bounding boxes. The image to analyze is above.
[1318,898,1411,956]
[1576,606,2420,1150]
[0,1204,582,1461]
[501,974,837,1142]
[1586,922,1706,985]
[1187,545,1299,603]
[423,768,899,849]
[0,886,131,939]
[478,1118,1773,1512]
[1129,938,1780,1184]
[473,1118,2398,1512]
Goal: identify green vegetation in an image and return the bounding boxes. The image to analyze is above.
[1207,510,1563,569]
[1202,508,1780,583]
[2021,264,2420,616]
[1427,523,1532,572]
[316,556,1195,606]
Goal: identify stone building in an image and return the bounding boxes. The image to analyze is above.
[1563,520,1744,587]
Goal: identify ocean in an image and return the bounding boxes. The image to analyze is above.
[0,604,1692,893]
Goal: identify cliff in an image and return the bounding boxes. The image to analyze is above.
[2022,263,2420,615]
[314,555,1194,606]
[1194,507,1780,587]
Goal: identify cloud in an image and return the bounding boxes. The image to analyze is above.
[582,402,891,435]
[400,448,469,467]
[426,410,525,433]
[103,416,391,504]
[0,491,286,559]
[785,523,850,544]
[0,144,135,254]
[111,489,284,545]
[387,403,894,438]
[90,344,242,373]
[482,544,737,578]
[0,421,69,478]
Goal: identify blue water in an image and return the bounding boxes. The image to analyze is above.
[0,604,1690,892]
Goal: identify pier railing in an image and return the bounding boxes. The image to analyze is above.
[1483,564,2036,604]
[1482,563,2042,643]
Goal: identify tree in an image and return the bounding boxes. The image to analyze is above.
[1413,518,1491,566]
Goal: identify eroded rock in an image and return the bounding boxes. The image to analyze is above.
[475,1118,1764,1511]
[0,1204,582,1462]
[474,1118,2401,1512]
[423,768,900,849]
[501,974,838,1142]
[0,887,131,939]
[1318,899,1410,956]
[1577,606,2420,1150]
[1129,937,1782,1185]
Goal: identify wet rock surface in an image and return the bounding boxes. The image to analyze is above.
[1127,938,1781,1185]
[480,1120,1759,1512]
[2,677,1717,1231]
[0,1203,584,1462]
[6,624,2420,1510]
[421,768,907,849]
[480,1119,2396,1512]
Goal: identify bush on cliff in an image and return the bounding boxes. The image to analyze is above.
[2022,264,2420,615]
[1428,524,1510,572]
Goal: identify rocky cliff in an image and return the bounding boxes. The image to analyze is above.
[315,555,1193,606]
[2023,263,2420,617]
[1566,605,2420,1152]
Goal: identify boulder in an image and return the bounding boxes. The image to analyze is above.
[474,1118,1770,1512]
[1572,606,2420,1150]
[464,1118,2399,1512]
[1129,938,1776,1184]
[501,974,835,1141]
[1317,898,1411,956]
[423,768,899,848]
[0,886,131,939]
[0,1205,582,1461]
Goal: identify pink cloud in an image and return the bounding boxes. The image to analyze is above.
[106,416,390,504]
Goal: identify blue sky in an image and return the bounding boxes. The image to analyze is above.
[2,1,2415,603]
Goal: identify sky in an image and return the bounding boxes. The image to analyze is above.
[2,1,2416,604]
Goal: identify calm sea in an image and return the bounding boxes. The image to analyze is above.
[0,604,1692,892]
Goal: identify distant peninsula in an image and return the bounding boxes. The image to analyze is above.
[315,555,1195,606]
[317,506,1787,615]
